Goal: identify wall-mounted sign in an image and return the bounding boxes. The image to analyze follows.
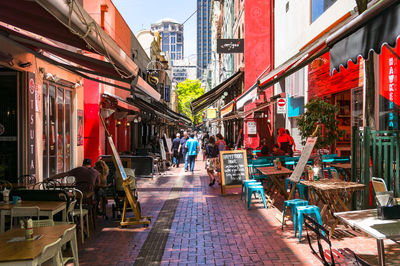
[77,109,84,146]
[217,39,244,53]
[277,98,287,114]
[247,121,257,135]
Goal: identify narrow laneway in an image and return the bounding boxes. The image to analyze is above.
[75,156,400,265]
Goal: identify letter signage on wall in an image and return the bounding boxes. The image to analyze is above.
[217,39,244,53]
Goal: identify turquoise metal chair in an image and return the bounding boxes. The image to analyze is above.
[247,185,267,210]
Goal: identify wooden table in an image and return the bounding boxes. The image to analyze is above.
[0,224,75,265]
[0,201,67,233]
[334,163,351,169]
[335,209,400,266]
[300,179,365,237]
[257,167,293,207]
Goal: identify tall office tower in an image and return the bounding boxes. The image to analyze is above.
[197,0,212,79]
[151,18,184,61]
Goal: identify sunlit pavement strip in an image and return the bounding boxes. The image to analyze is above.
[133,167,186,265]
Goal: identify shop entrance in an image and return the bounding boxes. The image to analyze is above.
[0,70,19,183]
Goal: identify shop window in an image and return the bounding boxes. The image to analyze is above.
[311,0,337,22]
[43,83,73,178]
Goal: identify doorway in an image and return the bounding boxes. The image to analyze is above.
[0,70,19,183]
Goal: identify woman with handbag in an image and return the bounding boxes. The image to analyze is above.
[205,136,219,186]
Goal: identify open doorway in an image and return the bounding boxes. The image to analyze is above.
[0,69,19,183]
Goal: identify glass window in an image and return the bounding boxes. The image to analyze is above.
[171,36,176,44]
[171,45,176,52]
[42,83,73,178]
[177,34,182,42]
[177,44,182,52]
[311,0,337,22]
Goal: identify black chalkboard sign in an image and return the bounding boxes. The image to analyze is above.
[220,150,249,195]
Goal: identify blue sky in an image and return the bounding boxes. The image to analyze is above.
[112,0,197,60]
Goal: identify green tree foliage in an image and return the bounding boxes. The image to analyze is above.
[176,79,204,125]
[297,98,344,150]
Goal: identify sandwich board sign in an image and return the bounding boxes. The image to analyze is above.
[289,137,317,184]
[220,150,249,195]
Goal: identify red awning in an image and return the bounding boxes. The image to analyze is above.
[102,93,140,113]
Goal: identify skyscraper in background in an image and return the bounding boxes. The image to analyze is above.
[151,18,184,61]
[197,0,212,79]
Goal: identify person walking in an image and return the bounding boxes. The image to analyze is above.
[171,133,181,167]
[202,132,210,161]
[215,133,226,184]
[185,133,199,173]
[180,131,189,171]
[205,136,219,186]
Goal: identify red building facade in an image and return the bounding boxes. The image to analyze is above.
[243,0,274,149]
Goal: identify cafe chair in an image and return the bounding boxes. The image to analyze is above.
[303,214,371,266]
[17,174,37,188]
[10,206,40,229]
[71,188,90,243]
[37,238,62,266]
[371,177,387,193]
[33,219,55,227]
[59,224,79,266]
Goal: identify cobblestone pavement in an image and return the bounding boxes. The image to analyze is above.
[75,157,400,265]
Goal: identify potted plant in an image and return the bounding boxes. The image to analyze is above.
[297,98,344,150]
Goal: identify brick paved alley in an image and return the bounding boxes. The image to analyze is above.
[75,157,400,265]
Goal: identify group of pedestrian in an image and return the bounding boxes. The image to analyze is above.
[171,131,200,173]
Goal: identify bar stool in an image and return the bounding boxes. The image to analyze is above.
[241,180,258,200]
[243,181,262,202]
[282,199,308,230]
[295,205,324,242]
[247,186,267,210]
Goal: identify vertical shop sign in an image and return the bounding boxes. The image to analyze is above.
[28,73,36,177]
[380,46,399,130]
[388,57,396,129]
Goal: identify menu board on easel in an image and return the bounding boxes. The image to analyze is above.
[220,150,249,195]
[289,137,317,183]
[108,136,127,180]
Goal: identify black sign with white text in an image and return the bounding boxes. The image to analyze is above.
[217,39,244,53]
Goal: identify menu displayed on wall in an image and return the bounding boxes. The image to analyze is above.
[28,73,36,179]
[220,150,249,194]
[289,137,317,183]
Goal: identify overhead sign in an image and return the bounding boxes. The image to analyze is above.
[277,98,287,114]
[217,39,244,53]
[247,121,257,135]
[206,108,217,119]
